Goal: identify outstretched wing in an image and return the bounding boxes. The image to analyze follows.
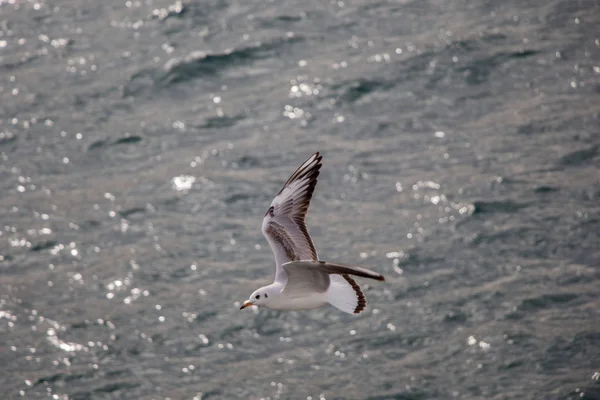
[282,260,385,282]
[262,152,322,281]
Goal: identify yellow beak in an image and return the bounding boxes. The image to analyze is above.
[240,300,254,310]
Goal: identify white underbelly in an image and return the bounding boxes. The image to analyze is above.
[266,292,329,311]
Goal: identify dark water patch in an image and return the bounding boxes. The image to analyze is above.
[87,139,109,151]
[71,381,142,400]
[542,332,600,372]
[455,50,539,85]
[516,121,555,136]
[331,78,388,105]
[556,145,598,167]
[505,293,582,318]
[276,14,303,22]
[393,50,436,84]
[123,68,156,98]
[578,186,600,202]
[471,200,530,215]
[70,392,91,400]
[201,389,224,399]
[425,36,538,93]
[36,370,96,386]
[220,324,246,339]
[498,358,526,371]
[225,193,254,204]
[0,51,44,71]
[519,293,579,311]
[556,272,599,286]
[115,135,143,145]
[30,240,58,252]
[199,114,245,129]
[159,36,304,85]
[516,123,536,136]
[87,135,143,151]
[193,310,218,324]
[397,332,432,348]
[503,331,538,348]
[0,131,17,145]
[104,369,137,380]
[92,381,140,394]
[447,38,481,53]
[80,219,101,230]
[480,32,509,45]
[509,49,538,59]
[534,185,559,193]
[512,113,596,137]
[70,320,92,330]
[579,385,600,400]
[257,13,304,28]
[447,33,509,55]
[159,196,181,208]
[236,155,261,168]
[379,348,409,361]
[169,265,194,279]
[118,207,147,218]
[443,310,468,323]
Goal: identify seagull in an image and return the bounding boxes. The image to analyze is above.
[240,152,385,314]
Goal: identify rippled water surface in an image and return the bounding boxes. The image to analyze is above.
[1,1,600,399]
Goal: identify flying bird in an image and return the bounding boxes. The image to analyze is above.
[240,152,385,314]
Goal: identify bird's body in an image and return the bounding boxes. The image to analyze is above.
[240,152,385,314]
[255,281,328,311]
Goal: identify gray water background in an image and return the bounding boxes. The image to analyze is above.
[1,0,600,399]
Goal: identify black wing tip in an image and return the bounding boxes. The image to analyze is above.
[342,274,367,314]
[299,151,322,168]
[341,270,384,314]
[278,151,323,195]
[302,153,322,172]
[303,151,323,172]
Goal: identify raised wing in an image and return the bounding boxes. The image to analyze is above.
[262,152,322,281]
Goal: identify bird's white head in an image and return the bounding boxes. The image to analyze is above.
[240,285,278,310]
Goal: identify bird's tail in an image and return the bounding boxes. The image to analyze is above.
[327,274,367,314]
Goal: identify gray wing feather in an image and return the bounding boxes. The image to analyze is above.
[281,263,330,294]
[283,260,385,282]
[262,153,322,281]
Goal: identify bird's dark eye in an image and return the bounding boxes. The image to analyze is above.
[255,294,260,300]
[265,293,268,298]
